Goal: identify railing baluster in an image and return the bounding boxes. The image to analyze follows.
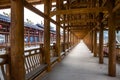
[1,65,6,80]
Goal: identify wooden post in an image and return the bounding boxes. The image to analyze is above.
[28,30,30,46]
[98,13,104,64]
[91,31,94,53]
[63,26,66,52]
[69,31,71,48]
[67,29,69,50]
[72,34,74,46]
[99,22,104,64]
[44,0,51,71]
[107,0,116,77]
[93,29,97,57]
[5,34,8,43]
[90,31,93,51]
[10,0,25,80]
[56,0,61,61]
[108,12,116,77]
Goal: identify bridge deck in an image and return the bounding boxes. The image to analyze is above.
[41,42,120,80]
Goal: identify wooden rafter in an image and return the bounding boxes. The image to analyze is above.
[113,1,120,12]
[24,0,62,28]
[60,19,96,24]
[0,0,57,9]
[50,7,108,17]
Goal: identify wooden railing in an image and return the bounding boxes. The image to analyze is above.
[50,44,58,65]
[50,44,56,58]
[0,47,10,80]
[24,45,48,80]
[24,42,43,47]
[103,44,120,62]
[0,42,75,79]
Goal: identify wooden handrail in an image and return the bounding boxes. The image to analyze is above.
[0,54,8,65]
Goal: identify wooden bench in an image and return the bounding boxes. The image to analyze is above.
[50,57,58,68]
[60,52,66,59]
[24,48,47,80]
[25,64,47,80]
[50,57,58,64]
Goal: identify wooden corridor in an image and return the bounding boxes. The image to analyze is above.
[41,42,120,80]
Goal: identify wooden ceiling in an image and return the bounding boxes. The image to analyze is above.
[0,0,120,39]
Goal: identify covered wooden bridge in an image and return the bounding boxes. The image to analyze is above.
[0,0,120,80]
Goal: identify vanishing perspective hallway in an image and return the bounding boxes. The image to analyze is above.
[41,41,120,80]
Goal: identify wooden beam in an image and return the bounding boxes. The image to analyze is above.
[56,0,61,61]
[108,13,116,77]
[65,25,89,28]
[63,15,66,52]
[0,31,9,34]
[44,0,51,71]
[0,0,10,9]
[26,0,43,5]
[50,7,108,16]
[70,29,90,32]
[0,0,10,4]
[60,19,96,24]
[24,1,58,25]
[93,30,97,57]
[99,24,104,64]
[0,21,10,26]
[69,27,91,30]
[113,0,120,12]
[108,0,116,77]
[99,12,104,64]
[10,0,25,79]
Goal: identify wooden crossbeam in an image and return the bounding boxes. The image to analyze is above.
[65,25,88,28]
[0,0,10,4]
[0,21,10,26]
[113,1,120,12]
[0,0,56,9]
[24,1,62,27]
[0,0,10,9]
[60,19,96,24]
[69,26,92,29]
[50,7,108,16]
[70,28,91,31]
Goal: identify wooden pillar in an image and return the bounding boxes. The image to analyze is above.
[108,0,116,77]
[63,26,66,52]
[72,34,74,45]
[91,31,94,53]
[69,32,72,47]
[99,22,104,64]
[28,30,30,46]
[10,0,25,79]
[38,31,40,43]
[93,29,97,57]
[44,0,51,71]
[90,31,93,51]
[5,34,8,43]
[108,13,116,76]
[67,29,69,49]
[72,34,75,46]
[56,0,61,61]
[98,13,104,64]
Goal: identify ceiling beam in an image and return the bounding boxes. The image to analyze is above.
[0,0,50,9]
[50,7,108,17]
[113,1,120,12]
[65,25,88,28]
[0,0,10,4]
[24,1,62,28]
[60,19,96,24]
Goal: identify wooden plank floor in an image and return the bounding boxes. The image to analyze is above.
[41,41,120,80]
